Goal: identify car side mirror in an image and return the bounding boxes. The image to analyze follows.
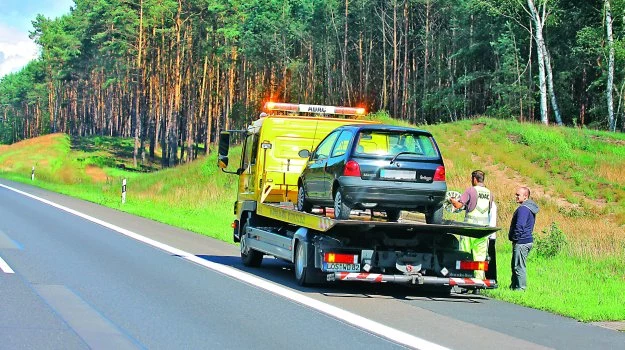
[298,149,310,158]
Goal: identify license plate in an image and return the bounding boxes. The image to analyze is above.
[323,263,361,272]
[380,169,416,180]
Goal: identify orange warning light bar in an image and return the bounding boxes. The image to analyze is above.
[264,102,366,116]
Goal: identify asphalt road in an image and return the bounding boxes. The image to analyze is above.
[1,179,623,350]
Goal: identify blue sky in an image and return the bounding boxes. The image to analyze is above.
[0,0,74,77]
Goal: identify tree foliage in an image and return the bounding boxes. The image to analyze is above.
[1,0,624,161]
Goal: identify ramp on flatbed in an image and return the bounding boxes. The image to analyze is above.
[257,203,499,238]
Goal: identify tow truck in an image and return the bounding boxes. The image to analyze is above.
[217,102,498,293]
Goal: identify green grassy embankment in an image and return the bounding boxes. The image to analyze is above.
[0,134,239,242]
[1,118,624,322]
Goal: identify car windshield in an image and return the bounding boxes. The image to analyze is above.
[354,130,439,158]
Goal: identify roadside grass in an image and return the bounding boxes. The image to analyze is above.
[1,118,624,321]
[491,249,625,322]
[431,118,625,321]
[0,134,238,243]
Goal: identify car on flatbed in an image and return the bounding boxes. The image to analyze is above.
[296,124,447,223]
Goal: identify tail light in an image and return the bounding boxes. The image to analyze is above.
[324,253,359,264]
[343,160,361,177]
[456,260,489,271]
[433,165,446,181]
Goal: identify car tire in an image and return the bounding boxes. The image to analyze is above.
[425,205,444,224]
[333,190,352,220]
[240,221,263,267]
[386,209,401,222]
[297,185,312,213]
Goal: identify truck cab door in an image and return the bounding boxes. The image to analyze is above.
[239,133,258,198]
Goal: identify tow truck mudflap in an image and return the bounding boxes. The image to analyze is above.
[327,272,498,289]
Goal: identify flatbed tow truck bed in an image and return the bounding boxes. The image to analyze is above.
[246,203,499,290]
[257,202,498,238]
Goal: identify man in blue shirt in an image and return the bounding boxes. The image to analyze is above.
[509,186,539,290]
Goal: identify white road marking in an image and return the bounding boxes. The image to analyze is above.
[0,255,15,273]
[0,183,448,350]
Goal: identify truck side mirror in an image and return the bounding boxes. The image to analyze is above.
[298,149,310,158]
[218,132,230,168]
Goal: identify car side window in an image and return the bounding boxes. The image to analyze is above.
[312,130,340,160]
[330,131,353,158]
[417,135,439,157]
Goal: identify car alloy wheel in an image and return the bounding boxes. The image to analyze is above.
[297,185,312,212]
[334,190,352,220]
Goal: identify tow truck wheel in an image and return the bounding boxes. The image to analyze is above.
[425,205,444,224]
[294,242,309,285]
[240,222,263,267]
[333,190,352,220]
[294,241,319,286]
[297,185,312,213]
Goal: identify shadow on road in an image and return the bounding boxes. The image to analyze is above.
[197,254,487,304]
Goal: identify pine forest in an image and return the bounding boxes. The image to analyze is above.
[1,0,624,168]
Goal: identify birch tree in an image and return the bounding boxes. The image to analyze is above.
[605,0,616,131]
[526,0,562,125]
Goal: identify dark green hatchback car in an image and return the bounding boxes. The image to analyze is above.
[296,124,447,223]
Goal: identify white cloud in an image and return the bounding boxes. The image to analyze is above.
[0,24,39,78]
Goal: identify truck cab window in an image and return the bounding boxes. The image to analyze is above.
[242,134,256,170]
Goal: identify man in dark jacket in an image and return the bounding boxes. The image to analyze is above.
[509,186,539,290]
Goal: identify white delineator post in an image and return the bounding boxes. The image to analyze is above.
[31,166,35,181]
[121,179,127,204]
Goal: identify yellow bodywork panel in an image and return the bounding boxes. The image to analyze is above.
[245,115,378,206]
[257,203,336,232]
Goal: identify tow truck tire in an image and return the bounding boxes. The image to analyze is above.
[297,185,312,213]
[294,241,314,286]
[334,190,352,220]
[240,222,263,267]
[386,209,401,222]
[425,205,444,224]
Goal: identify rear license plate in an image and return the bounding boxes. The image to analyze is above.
[323,263,361,272]
[380,169,416,180]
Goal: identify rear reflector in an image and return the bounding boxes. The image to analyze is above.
[456,260,489,271]
[324,253,358,264]
[433,165,446,181]
[343,160,361,177]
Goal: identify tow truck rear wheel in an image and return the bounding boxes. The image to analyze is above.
[333,190,352,220]
[240,222,263,267]
[297,185,312,213]
[294,241,314,286]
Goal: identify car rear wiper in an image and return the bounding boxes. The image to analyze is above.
[390,151,420,164]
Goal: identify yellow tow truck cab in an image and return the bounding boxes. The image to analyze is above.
[218,102,498,292]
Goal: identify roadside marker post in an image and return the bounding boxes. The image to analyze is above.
[31,166,35,181]
[121,179,127,204]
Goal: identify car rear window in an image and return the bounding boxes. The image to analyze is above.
[354,130,440,158]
